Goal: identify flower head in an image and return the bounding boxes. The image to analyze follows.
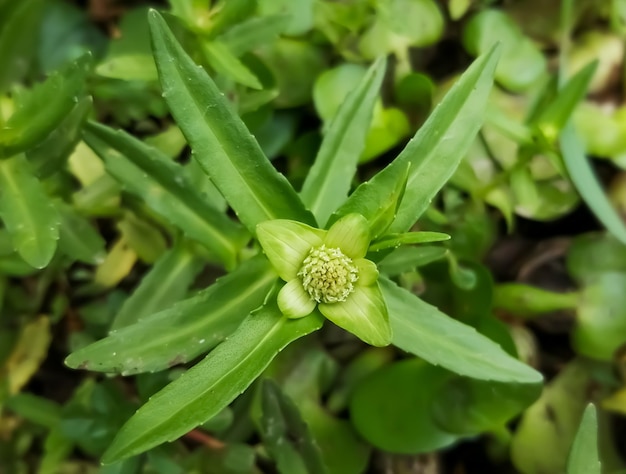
[257,213,391,346]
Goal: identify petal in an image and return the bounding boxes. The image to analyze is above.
[354,258,378,286]
[257,220,325,281]
[325,213,370,259]
[278,279,317,318]
[318,283,391,346]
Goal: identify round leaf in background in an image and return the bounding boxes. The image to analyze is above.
[313,64,368,122]
[574,272,626,361]
[349,358,458,454]
[431,377,541,435]
[463,10,546,92]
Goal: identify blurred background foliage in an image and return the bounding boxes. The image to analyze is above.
[1,0,626,472]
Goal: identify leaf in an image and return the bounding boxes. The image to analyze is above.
[5,316,52,394]
[116,213,166,264]
[83,121,249,269]
[560,124,626,244]
[26,96,92,178]
[381,278,542,383]
[0,54,90,157]
[148,10,314,232]
[218,14,290,56]
[66,255,277,374]
[536,61,597,141]
[462,10,546,92]
[0,154,60,268]
[300,58,386,226]
[93,237,137,290]
[5,393,61,429]
[260,379,328,474]
[101,304,323,463]
[332,45,500,233]
[368,231,450,252]
[56,199,106,265]
[378,246,448,276]
[0,0,43,91]
[110,241,202,330]
[350,359,458,453]
[567,404,601,474]
[203,41,262,89]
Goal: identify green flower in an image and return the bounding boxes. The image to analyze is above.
[256,213,391,346]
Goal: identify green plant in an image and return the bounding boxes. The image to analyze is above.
[61,9,545,465]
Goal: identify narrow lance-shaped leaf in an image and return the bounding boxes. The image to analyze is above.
[26,96,92,179]
[202,41,262,89]
[83,121,249,269]
[148,10,314,232]
[0,154,59,268]
[566,404,601,474]
[66,255,277,375]
[0,54,90,158]
[102,304,324,463]
[332,45,500,233]
[381,277,543,384]
[536,61,597,141]
[300,58,386,226]
[110,241,203,330]
[260,379,328,474]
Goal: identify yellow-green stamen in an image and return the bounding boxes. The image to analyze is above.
[298,245,358,303]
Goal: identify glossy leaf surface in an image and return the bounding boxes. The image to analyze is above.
[332,45,500,233]
[66,256,277,374]
[148,11,314,232]
[0,154,59,268]
[102,304,323,463]
[83,121,249,269]
[300,58,385,225]
[382,278,542,383]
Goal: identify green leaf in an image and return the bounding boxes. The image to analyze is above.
[27,96,92,178]
[5,393,61,429]
[431,377,541,435]
[83,121,249,269]
[536,61,597,141]
[462,10,546,92]
[378,246,448,275]
[0,154,59,268]
[258,0,314,36]
[0,54,90,157]
[0,0,43,91]
[95,7,157,82]
[65,255,277,375]
[511,360,592,474]
[56,200,106,265]
[300,58,385,226]
[148,10,314,232]
[350,359,458,453]
[567,404,601,474]
[332,45,500,234]
[219,14,290,56]
[101,304,323,463]
[560,123,626,245]
[368,231,450,252]
[573,272,626,360]
[209,0,256,37]
[110,241,202,330]
[202,41,262,89]
[381,278,542,383]
[260,379,328,474]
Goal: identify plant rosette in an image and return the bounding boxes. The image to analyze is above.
[257,213,391,346]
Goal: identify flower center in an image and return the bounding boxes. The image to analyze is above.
[297,245,358,304]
